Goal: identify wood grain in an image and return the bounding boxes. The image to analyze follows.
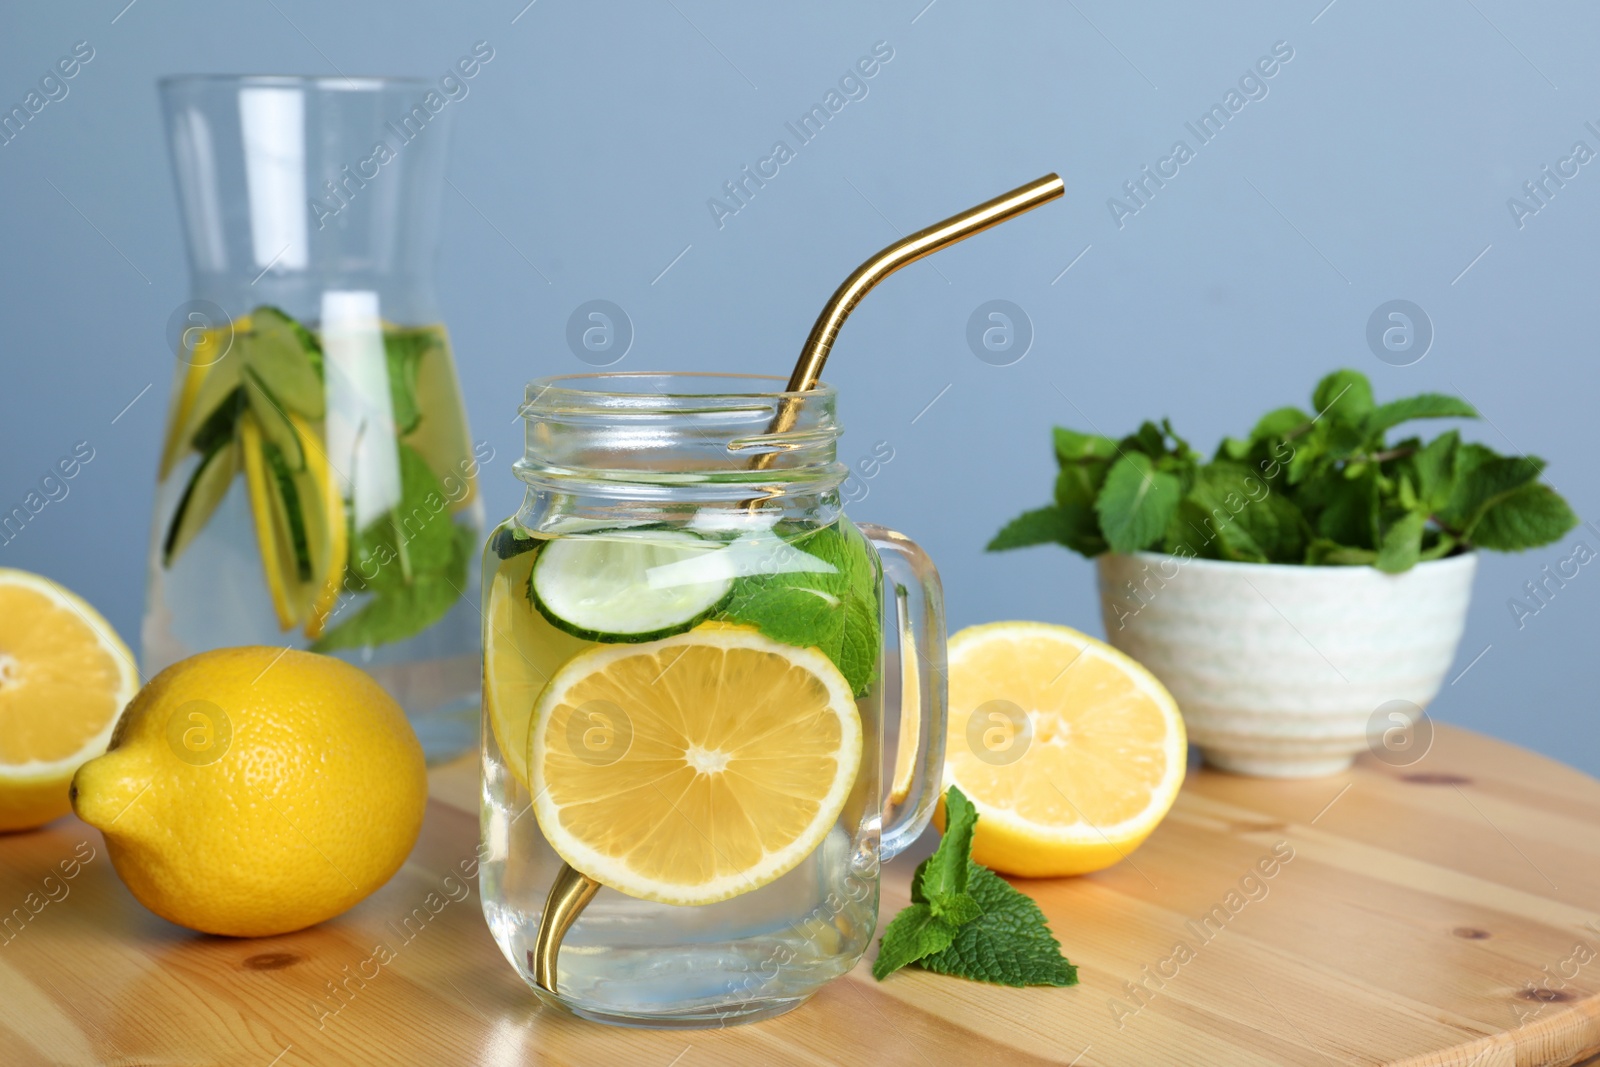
[0,723,1597,1066]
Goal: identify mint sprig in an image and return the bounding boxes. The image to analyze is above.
[873,787,1078,987]
[718,522,881,696]
[990,369,1578,572]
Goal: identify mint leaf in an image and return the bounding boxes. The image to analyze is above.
[1410,431,1459,511]
[1303,466,1378,549]
[490,523,540,560]
[392,442,458,571]
[1054,468,1111,556]
[1438,446,1543,530]
[718,522,879,696]
[314,523,473,651]
[991,375,1575,575]
[1363,393,1477,437]
[1053,427,1119,463]
[319,443,475,651]
[1304,538,1378,565]
[874,787,1077,987]
[916,788,977,905]
[1419,529,1458,561]
[1183,462,1307,563]
[986,506,1069,551]
[1375,510,1427,573]
[1468,483,1578,551]
[1311,369,1375,427]
[1095,453,1181,554]
[1121,420,1168,459]
[872,905,959,980]
[1250,406,1311,441]
[915,864,1079,988]
[384,327,444,435]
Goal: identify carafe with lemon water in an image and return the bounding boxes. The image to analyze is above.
[147,76,482,759]
[479,373,949,1025]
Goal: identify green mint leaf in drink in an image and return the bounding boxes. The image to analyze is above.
[1094,452,1181,555]
[915,863,1079,988]
[384,327,441,435]
[987,368,1572,572]
[718,522,880,696]
[392,441,460,571]
[871,903,961,981]
[489,522,541,560]
[315,524,473,652]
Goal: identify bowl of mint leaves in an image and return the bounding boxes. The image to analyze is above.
[988,369,1577,778]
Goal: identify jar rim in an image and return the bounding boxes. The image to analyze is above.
[521,372,835,416]
[159,74,437,92]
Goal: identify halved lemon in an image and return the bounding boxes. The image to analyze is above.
[939,621,1186,877]
[0,569,139,831]
[530,623,862,906]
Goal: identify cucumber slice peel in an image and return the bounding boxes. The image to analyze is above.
[162,440,238,567]
[529,529,733,642]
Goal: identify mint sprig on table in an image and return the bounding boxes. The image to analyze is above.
[873,787,1078,987]
[990,369,1578,572]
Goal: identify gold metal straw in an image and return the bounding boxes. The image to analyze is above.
[530,173,1064,1001]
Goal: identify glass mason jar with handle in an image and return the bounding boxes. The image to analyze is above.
[479,373,947,1026]
[148,76,482,759]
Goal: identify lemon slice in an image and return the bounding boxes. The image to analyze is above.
[240,412,314,630]
[941,621,1186,877]
[158,317,248,481]
[530,623,862,906]
[291,413,347,640]
[0,569,138,830]
[484,546,591,786]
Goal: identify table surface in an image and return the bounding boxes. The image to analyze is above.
[1,723,1598,1066]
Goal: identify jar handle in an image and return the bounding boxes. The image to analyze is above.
[858,524,948,861]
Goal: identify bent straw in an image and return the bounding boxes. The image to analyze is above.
[532,173,1065,1001]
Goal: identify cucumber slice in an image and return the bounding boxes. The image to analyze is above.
[243,306,325,418]
[263,441,314,584]
[529,528,733,642]
[243,368,305,470]
[188,384,246,455]
[162,440,238,567]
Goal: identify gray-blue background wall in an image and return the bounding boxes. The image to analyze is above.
[3,1,1595,773]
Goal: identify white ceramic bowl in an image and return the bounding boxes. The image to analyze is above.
[1096,551,1477,777]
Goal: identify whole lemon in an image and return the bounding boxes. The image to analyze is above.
[71,647,427,937]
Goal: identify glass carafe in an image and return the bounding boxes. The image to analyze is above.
[148,76,482,759]
[479,373,948,1026]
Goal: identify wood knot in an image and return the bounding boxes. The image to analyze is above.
[1401,773,1472,786]
[1452,927,1491,940]
[1517,987,1574,1003]
[242,952,301,971]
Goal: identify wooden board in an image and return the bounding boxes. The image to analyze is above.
[1,723,1598,1066]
